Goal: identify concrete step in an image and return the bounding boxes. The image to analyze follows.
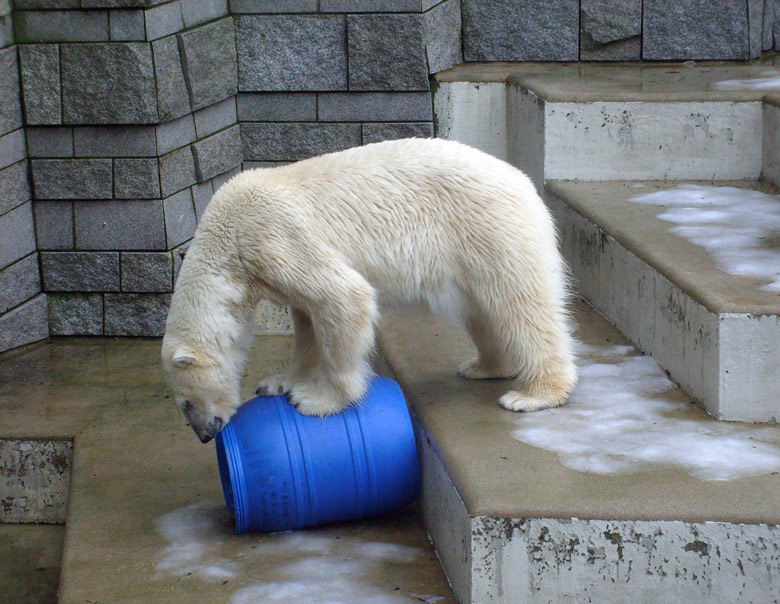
[547,179,780,423]
[377,300,780,604]
[434,60,780,423]
[434,59,780,189]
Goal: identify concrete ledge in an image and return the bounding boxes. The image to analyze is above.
[378,302,780,603]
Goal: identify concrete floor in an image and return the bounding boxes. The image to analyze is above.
[0,336,456,604]
[0,524,64,604]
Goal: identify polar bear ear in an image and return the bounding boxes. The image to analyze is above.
[172,350,197,368]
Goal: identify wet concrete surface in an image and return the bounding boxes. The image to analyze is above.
[0,336,456,604]
[0,524,65,604]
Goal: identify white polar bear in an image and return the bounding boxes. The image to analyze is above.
[162,138,576,443]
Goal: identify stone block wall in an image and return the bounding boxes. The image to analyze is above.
[11,2,243,342]
[465,0,780,61]
[0,0,778,350]
[0,10,48,353]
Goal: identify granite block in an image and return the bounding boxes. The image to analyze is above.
[40,251,120,291]
[423,0,462,74]
[120,251,173,291]
[462,0,579,61]
[320,0,419,10]
[749,0,764,57]
[109,9,146,41]
[12,0,79,7]
[0,201,36,269]
[114,158,161,199]
[318,92,432,122]
[73,126,157,157]
[235,15,347,91]
[151,35,192,122]
[362,122,433,144]
[26,127,73,158]
[643,0,750,60]
[0,253,41,315]
[178,17,237,111]
[181,0,227,28]
[236,93,316,122]
[155,113,196,155]
[211,165,238,190]
[0,161,31,216]
[229,0,316,12]
[144,0,183,40]
[32,159,113,200]
[13,10,109,43]
[194,97,237,139]
[348,14,429,91]
[159,146,196,197]
[47,293,103,335]
[61,43,158,124]
[34,200,73,250]
[171,240,188,284]
[74,200,166,250]
[0,294,48,353]
[191,180,212,220]
[0,47,22,137]
[18,44,61,125]
[191,124,241,181]
[163,188,196,247]
[0,128,26,171]
[81,0,162,8]
[764,0,778,50]
[0,13,12,49]
[581,0,641,60]
[104,292,171,336]
[241,122,361,161]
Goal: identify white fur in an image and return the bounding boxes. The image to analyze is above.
[161,138,577,434]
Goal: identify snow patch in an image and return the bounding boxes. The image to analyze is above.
[629,184,780,290]
[155,502,237,580]
[713,71,780,90]
[511,338,780,480]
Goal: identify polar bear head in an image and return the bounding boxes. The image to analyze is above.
[161,335,243,444]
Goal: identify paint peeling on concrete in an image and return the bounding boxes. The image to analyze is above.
[471,516,780,604]
[0,439,72,523]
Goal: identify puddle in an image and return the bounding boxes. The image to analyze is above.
[511,337,780,480]
[629,184,780,291]
[155,502,452,603]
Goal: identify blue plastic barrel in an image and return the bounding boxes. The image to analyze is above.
[215,376,420,534]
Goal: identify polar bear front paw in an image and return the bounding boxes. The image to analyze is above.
[256,373,293,396]
[288,378,354,417]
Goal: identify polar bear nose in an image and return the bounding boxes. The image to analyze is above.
[197,416,224,444]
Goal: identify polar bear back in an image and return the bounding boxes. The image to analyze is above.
[201,137,562,310]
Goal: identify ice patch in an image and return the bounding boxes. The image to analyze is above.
[231,534,426,604]
[155,503,440,603]
[511,339,780,480]
[714,70,780,90]
[155,502,237,580]
[629,184,780,291]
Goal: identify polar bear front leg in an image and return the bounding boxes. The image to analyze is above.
[289,274,377,416]
[256,309,316,396]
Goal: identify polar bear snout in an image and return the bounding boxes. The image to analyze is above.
[181,399,225,443]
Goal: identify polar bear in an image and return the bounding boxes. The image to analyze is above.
[162,138,576,443]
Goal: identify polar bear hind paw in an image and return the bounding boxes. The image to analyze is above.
[498,390,565,412]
